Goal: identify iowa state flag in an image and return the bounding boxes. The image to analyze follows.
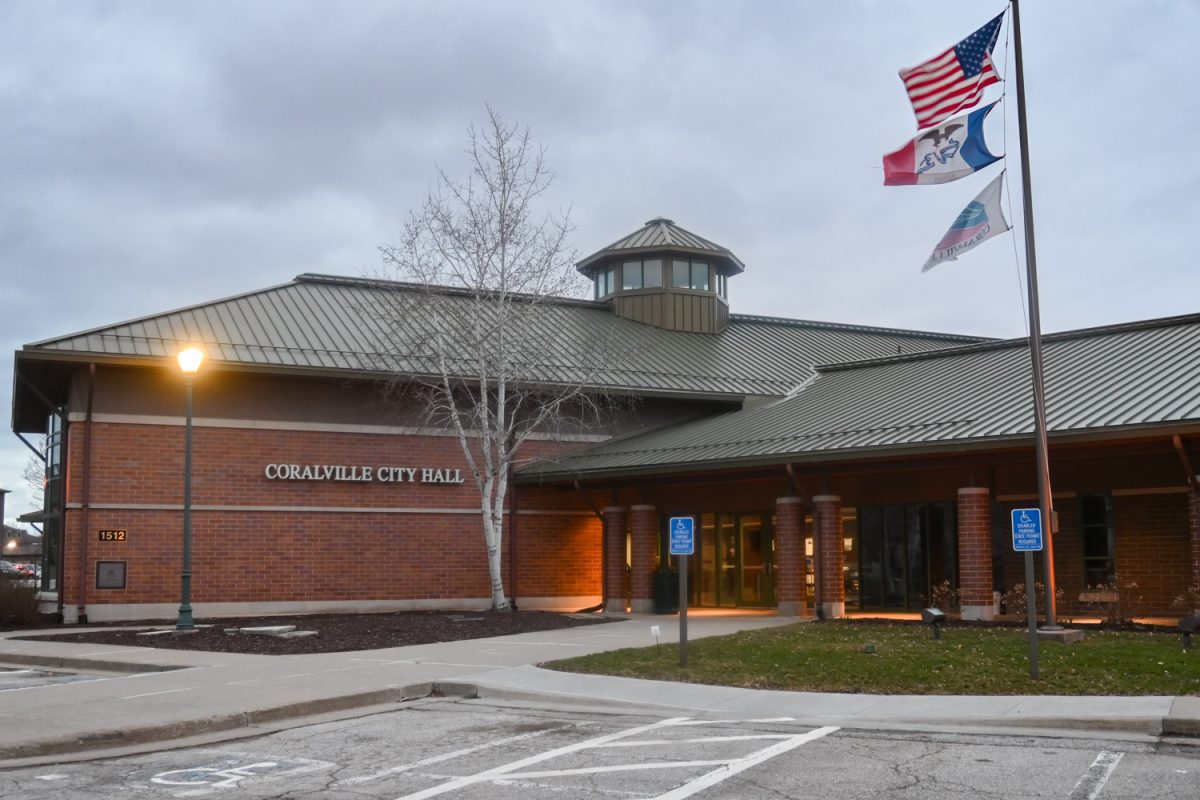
[883,102,1001,186]
[922,172,1010,272]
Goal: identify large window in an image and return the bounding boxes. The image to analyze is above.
[1081,494,1114,586]
[671,258,709,291]
[621,258,662,291]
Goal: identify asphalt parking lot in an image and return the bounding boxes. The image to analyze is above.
[2,700,1197,799]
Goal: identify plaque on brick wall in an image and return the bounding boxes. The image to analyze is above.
[96,561,127,589]
[98,529,127,542]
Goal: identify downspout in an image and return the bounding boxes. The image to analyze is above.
[574,479,606,613]
[75,364,96,625]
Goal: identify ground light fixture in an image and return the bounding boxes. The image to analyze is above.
[1179,615,1200,649]
[922,607,947,641]
[176,346,204,631]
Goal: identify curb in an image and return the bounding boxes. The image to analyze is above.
[0,653,184,674]
[0,683,438,763]
[460,682,1188,739]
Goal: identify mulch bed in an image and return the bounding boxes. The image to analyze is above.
[10,610,614,656]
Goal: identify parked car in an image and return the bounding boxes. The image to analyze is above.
[13,564,36,578]
[0,561,19,576]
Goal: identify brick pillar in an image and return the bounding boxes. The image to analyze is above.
[958,487,995,621]
[1190,482,1200,612]
[813,495,844,619]
[602,506,628,613]
[630,505,658,614]
[775,497,805,616]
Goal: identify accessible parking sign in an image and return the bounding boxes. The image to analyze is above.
[1011,508,1044,552]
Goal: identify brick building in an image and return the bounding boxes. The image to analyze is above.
[11,218,1200,623]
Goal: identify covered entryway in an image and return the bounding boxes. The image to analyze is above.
[679,512,774,609]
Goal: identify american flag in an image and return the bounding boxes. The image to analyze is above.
[901,13,1004,131]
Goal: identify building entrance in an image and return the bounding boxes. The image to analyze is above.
[855,504,956,611]
[682,512,774,608]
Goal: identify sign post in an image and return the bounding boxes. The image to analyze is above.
[669,516,695,667]
[1012,508,1044,679]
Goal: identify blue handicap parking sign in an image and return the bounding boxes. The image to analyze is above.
[1011,508,1044,552]
[669,516,694,555]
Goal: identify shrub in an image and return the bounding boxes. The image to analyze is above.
[1001,581,1065,623]
[1081,574,1141,626]
[0,575,43,628]
[1172,584,1200,616]
[929,579,961,614]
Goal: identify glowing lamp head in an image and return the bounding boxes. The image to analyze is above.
[176,346,205,374]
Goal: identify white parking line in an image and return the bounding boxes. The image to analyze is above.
[392,717,689,800]
[390,717,838,800]
[652,726,839,800]
[337,724,580,786]
[1070,750,1125,800]
[121,687,191,700]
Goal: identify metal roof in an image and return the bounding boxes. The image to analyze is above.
[16,273,977,405]
[520,313,1200,480]
[575,217,747,274]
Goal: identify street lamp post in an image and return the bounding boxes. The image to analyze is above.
[176,346,204,631]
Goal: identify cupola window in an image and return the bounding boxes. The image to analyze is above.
[594,265,618,299]
[622,258,663,291]
[672,259,710,291]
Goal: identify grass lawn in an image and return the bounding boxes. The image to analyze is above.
[545,620,1200,696]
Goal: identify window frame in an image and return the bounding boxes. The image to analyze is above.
[1079,492,1115,587]
[671,258,710,291]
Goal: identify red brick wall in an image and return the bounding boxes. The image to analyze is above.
[1113,493,1191,614]
[814,495,844,608]
[957,488,992,610]
[61,420,600,613]
[998,492,1190,616]
[602,507,628,608]
[630,505,657,605]
[1191,485,1200,595]
[774,497,802,609]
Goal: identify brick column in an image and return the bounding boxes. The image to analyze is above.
[958,487,995,621]
[813,495,844,619]
[1190,482,1200,612]
[775,497,805,616]
[630,505,658,614]
[602,506,628,613]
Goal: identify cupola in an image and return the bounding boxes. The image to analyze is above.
[576,217,744,333]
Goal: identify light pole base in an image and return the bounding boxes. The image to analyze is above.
[176,608,195,631]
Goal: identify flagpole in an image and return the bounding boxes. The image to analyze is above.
[1010,0,1059,629]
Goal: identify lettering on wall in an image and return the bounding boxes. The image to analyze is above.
[263,464,467,484]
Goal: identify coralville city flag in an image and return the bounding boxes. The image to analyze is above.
[922,172,1009,272]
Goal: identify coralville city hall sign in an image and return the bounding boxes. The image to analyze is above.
[264,463,467,484]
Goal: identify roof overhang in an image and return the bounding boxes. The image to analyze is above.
[515,422,1200,485]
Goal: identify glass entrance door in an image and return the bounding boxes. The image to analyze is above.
[687,511,773,608]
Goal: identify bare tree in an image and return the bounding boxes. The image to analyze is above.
[378,108,610,611]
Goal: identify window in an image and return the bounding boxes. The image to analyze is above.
[671,258,709,291]
[621,258,662,291]
[1080,494,1114,586]
[717,273,728,299]
[594,266,618,299]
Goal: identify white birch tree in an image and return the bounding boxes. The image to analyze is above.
[378,108,609,611]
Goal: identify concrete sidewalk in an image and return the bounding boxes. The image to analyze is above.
[1,614,1196,768]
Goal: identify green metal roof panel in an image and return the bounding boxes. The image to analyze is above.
[21,273,978,399]
[522,314,1200,478]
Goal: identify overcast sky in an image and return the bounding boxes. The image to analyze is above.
[4,1,1199,526]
